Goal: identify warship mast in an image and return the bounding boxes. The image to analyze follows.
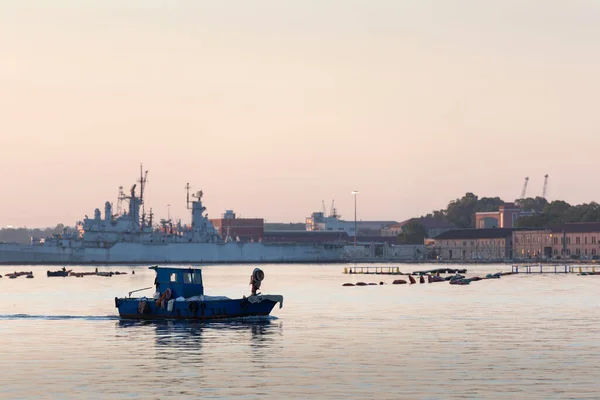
[138,164,148,229]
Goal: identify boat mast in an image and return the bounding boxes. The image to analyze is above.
[138,164,148,228]
[185,183,191,210]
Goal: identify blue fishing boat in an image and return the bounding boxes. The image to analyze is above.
[115,266,283,320]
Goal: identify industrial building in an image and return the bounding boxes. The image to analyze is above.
[305,209,396,237]
[209,210,264,242]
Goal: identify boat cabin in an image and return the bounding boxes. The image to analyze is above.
[151,266,204,298]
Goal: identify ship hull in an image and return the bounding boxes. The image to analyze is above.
[116,297,280,320]
[0,242,343,265]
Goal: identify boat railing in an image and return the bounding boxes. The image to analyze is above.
[128,286,154,297]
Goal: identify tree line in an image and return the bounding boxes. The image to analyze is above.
[0,224,69,244]
[423,192,600,229]
[396,193,600,244]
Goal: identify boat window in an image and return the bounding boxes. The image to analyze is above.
[183,271,202,284]
[170,273,179,283]
[193,271,202,284]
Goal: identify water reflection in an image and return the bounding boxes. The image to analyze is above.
[114,317,283,377]
[116,317,282,350]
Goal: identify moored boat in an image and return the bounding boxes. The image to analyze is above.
[115,266,283,320]
[0,167,343,265]
[47,268,72,277]
[4,271,32,277]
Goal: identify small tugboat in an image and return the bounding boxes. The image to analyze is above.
[47,267,72,277]
[115,266,283,320]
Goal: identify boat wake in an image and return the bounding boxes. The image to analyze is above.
[0,314,120,321]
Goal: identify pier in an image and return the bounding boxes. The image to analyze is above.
[511,264,599,274]
[344,266,468,275]
[344,266,404,275]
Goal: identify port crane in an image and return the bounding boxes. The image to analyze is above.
[520,177,529,199]
[542,174,549,199]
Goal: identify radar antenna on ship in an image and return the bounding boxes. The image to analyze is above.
[330,200,339,218]
[116,186,124,216]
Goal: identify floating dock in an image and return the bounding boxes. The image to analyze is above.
[511,264,599,274]
[343,267,467,275]
[411,268,467,275]
[344,266,405,275]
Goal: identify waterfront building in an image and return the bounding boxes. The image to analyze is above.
[548,222,600,259]
[512,229,552,260]
[209,210,264,242]
[432,228,514,260]
[474,203,536,229]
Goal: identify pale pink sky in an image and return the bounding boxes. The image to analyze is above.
[1,1,599,228]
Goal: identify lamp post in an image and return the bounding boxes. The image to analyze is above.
[352,191,359,246]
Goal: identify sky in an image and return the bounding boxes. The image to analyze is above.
[1,0,599,228]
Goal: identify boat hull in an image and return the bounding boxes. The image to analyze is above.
[116,296,281,321]
[47,271,70,277]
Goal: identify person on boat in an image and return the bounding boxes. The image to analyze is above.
[250,272,261,295]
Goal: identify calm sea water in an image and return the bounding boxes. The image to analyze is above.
[0,263,598,399]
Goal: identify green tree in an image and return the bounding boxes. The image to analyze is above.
[396,222,427,245]
[514,214,550,228]
[435,193,505,228]
[515,196,548,212]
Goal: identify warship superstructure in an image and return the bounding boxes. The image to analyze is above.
[0,168,344,265]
